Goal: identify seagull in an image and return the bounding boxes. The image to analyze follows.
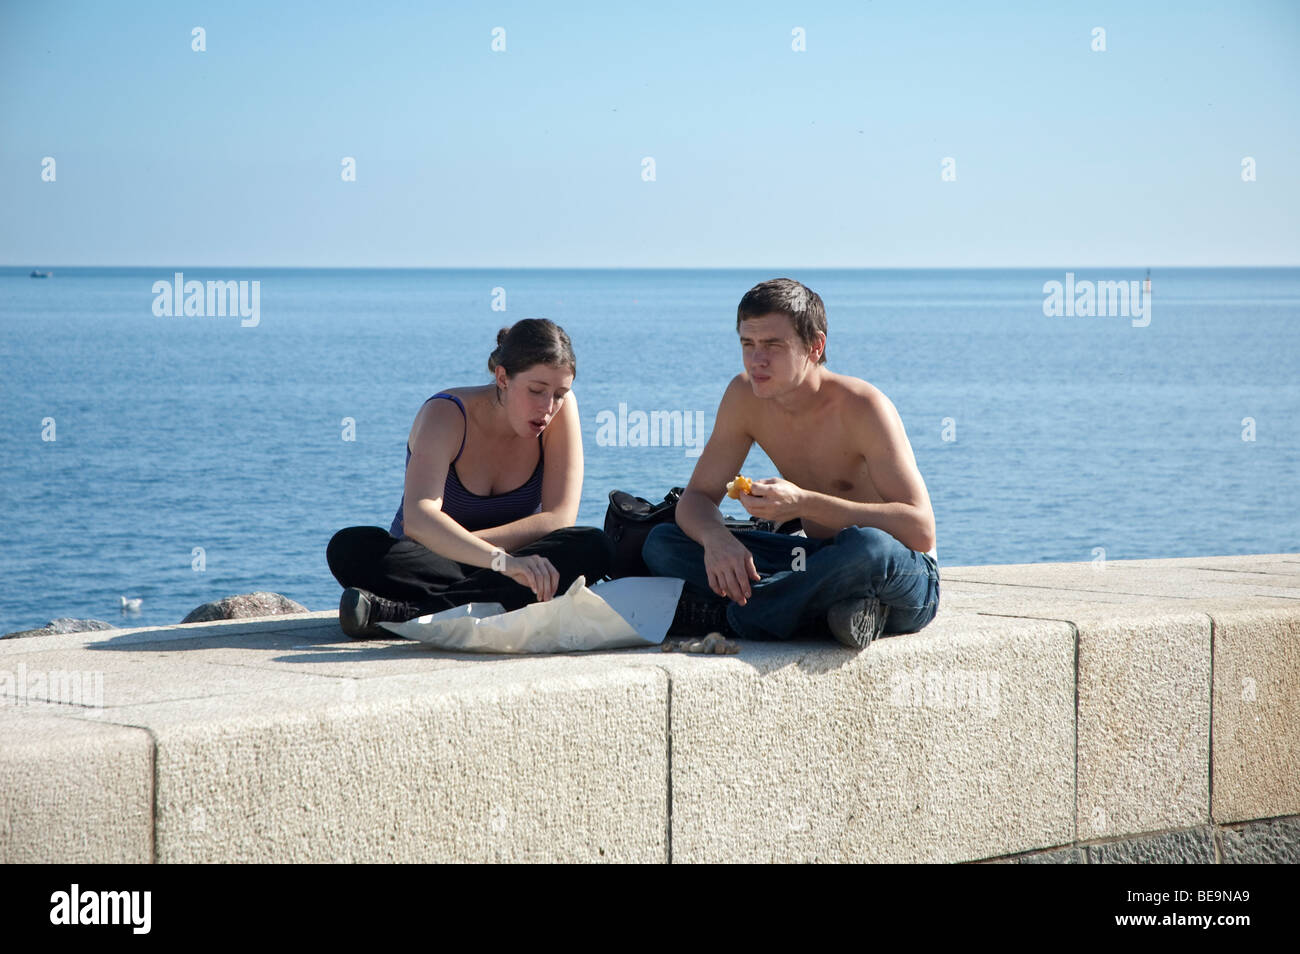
[120,596,143,612]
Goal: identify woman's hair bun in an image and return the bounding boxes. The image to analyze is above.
[486,318,576,380]
[487,326,512,372]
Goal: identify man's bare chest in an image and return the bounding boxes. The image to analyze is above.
[753,418,885,505]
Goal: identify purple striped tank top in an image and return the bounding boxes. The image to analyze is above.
[390,393,544,537]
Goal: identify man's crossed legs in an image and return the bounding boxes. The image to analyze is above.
[642,523,940,643]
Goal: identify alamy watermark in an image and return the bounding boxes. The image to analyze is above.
[889,666,1000,719]
[1042,272,1150,327]
[50,884,150,934]
[594,402,707,457]
[152,272,260,327]
[1,663,104,711]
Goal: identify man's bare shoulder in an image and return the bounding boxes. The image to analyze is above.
[721,371,754,398]
[707,372,758,439]
[823,370,893,417]
[716,372,758,413]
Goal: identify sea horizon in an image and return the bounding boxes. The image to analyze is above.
[9,264,1300,271]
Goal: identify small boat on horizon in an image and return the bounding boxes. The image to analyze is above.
[30,269,52,278]
[1143,268,1151,294]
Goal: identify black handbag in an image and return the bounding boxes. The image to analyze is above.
[603,487,800,579]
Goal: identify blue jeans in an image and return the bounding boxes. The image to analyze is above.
[642,523,940,641]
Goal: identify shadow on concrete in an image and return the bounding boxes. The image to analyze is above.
[78,611,880,674]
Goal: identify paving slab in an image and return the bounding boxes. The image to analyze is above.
[1218,815,1300,863]
[0,708,153,863]
[1076,611,1211,840]
[57,660,670,863]
[614,612,1075,863]
[1209,606,1300,823]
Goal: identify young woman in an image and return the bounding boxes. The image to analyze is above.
[326,318,614,638]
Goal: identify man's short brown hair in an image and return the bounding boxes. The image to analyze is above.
[736,278,828,364]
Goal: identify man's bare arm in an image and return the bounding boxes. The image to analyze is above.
[800,497,933,552]
[797,392,935,552]
[676,376,754,547]
[675,376,762,602]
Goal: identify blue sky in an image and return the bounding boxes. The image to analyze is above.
[2,0,1298,267]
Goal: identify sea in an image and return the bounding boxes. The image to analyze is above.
[1,266,1297,634]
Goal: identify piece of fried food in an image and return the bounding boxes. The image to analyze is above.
[725,475,753,499]
[660,632,740,654]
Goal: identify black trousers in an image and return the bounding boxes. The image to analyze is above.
[326,525,616,614]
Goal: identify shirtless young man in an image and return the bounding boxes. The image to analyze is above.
[641,278,940,648]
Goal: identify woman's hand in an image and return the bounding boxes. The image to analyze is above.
[500,553,560,602]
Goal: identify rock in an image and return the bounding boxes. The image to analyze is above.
[181,592,309,624]
[2,618,118,640]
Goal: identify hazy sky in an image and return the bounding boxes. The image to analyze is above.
[3,0,1298,267]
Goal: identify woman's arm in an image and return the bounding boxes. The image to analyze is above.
[401,399,508,568]
[401,396,562,600]
[472,391,583,551]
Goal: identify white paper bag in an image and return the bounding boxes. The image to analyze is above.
[377,575,684,653]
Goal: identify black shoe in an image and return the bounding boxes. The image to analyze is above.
[668,591,738,639]
[338,588,423,640]
[826,597,890,650]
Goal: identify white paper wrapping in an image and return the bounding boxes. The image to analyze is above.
[376,575,684,653]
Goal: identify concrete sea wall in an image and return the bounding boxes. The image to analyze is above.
[2,553,1297,863]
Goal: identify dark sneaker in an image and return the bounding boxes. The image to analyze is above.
[826,597,890,650]
[338,587,423,640]
[667,591,739,639]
